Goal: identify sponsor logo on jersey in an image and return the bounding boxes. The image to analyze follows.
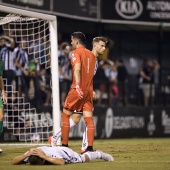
[71,53,76,62]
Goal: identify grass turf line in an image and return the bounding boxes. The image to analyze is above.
[0,138,170,170]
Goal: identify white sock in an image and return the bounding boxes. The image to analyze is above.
[53,118,76,140]
[81,123,88,151]
[69,117,76,127]
[53,129,61,140]
[83,151,101,161]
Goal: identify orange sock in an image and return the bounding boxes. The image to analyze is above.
[84,117,95,147]
[61,112,70,145]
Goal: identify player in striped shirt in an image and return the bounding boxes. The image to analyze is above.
[13,38,29,97]
[0,35,15,94]
[11,146,113,165]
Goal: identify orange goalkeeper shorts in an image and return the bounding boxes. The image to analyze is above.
[63,88,93,112]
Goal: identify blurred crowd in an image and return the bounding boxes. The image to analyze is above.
[57,38,170,108]
[0,30,51,110]
[0,29,170,109]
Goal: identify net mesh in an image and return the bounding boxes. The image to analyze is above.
[1,14,53,143]
[2,14,51,68]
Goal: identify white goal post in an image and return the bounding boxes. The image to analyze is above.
[0,5,60,144]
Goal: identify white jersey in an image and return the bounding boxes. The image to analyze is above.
[24,146,85,164]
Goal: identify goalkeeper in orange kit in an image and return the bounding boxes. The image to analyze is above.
[49,34,107,153]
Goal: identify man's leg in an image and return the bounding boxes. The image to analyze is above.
[83,111,95,152]
[49,114,82,146]
[49,117,76,146]
[71,113,88,152]
[61,111,70,147]
[51,114,89,152]
[81,123,88,153]
[61,109,74,147]
[83,151,114,162]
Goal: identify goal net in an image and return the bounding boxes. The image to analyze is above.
[0,5,60,144]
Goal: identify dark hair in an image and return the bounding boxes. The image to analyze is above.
[29,155,52,165]
[29,155,44,165]
[93,36,108,44]
[71,32,86,44]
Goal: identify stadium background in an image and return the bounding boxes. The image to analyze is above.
[0,0,170,142]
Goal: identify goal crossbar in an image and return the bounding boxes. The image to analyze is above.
[0,4,56,21]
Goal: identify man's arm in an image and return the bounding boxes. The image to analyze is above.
[11,149,34,165]
[33,149,65,165]
[0,77,7,104]
[140,70,151,81]
[73,63,83,99]
[14,58,29,76]
[74,63,81,83]
[11,148,42,165]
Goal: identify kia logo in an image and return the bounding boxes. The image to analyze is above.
[116,0,143,19]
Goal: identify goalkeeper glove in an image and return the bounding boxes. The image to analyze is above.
[75,82,83,99]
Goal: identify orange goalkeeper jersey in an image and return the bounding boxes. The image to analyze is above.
[70,45,96,91]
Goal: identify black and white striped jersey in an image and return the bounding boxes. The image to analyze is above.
[0,45,15,71]
[13,46,29,76]
[58,53,72,81]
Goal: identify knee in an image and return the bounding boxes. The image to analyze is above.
[61,112,70,119]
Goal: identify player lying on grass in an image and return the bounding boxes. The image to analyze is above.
[11,146,114,165]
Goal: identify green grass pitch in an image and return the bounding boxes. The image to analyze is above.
[0,138,170,170]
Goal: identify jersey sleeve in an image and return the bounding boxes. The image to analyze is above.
[70,51,81,66]
[0,59,4,76]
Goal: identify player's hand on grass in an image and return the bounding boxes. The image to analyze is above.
[75,82,83,99]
